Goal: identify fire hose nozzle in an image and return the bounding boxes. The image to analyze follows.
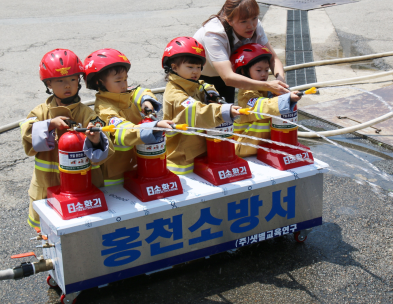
[74,124,115,133]
[172,124,188,131]
[239,108,251,115]
[296,87,319,96]
[101,125,115,132]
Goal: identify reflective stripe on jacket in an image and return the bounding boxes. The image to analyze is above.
[234,90,280,158]
[34,158,59,173]
[104,178,124,187]
[167,162,194,175]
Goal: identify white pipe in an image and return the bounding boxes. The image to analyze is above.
[0,87,168,134]
[290,70,393,91]
[2,81,392,138]
[283,51,393,71]
[298,111,393,138]
[151,87,166,94]
[0,119,25,134]
[0,52,393,136]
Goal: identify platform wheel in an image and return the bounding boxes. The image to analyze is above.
[60,294,77,304]
[46,275,58,288]
[294,231,307,243]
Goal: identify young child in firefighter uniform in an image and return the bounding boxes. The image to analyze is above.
[229,43,301,157]
[84,49,173,187]
[20,49,112,229]
[162,37,241,174]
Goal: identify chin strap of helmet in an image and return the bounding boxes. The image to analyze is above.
[241,65,251,79]
[97,81,107,92]
[163,60,204,75]
[45,77,82,105]
[165,68,200,84]
[54,83,81,105]
[164,65,172,74]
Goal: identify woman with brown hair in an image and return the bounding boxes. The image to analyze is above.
[194,0,289,103]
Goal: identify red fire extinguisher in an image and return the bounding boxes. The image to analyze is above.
[58,131,92,193]
[257,104,314,170]
[193,95,252,186]
[123,108,183,202]
[136,110,167,179]
[47,121,108,220]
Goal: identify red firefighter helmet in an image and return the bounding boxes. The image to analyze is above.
[39,49,84,82]
[84,48,131,89]
[162,37,206,70]
[230,43,272,74]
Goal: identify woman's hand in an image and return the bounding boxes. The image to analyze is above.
[275,74,286,84]
[264,80,289,95]
[213,61,290,94]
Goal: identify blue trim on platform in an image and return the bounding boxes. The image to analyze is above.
[65,217,322,293]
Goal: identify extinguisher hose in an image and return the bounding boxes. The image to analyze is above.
[74,125,115,133]
[0,259,53,281]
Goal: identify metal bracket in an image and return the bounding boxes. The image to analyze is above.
[62,291,81,303]
[337,116,382,133]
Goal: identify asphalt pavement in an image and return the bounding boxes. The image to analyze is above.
[1,0,393,303]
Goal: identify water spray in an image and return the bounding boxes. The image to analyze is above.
[298,86,393,138]
[238,109,390,180]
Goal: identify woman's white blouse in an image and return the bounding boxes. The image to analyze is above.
[194,17,269,77]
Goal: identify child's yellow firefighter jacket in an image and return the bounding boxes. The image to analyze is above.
[94,87,163,186]
[234,89,293,158]
[163,73,233,174]
[20,96,113,228]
